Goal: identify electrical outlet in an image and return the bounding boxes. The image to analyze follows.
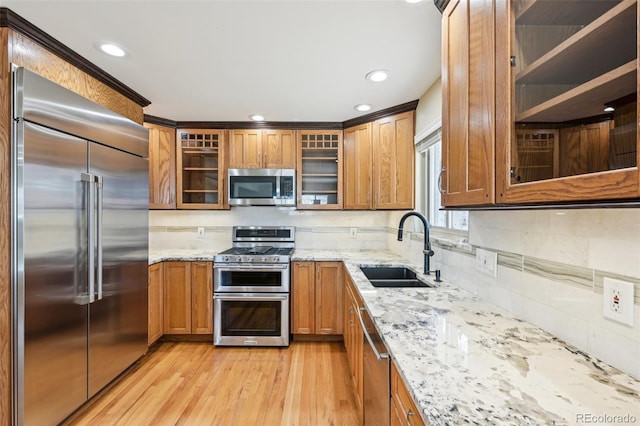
[475,248,497,277]
[350,228,357,238]
[603,277,634,326]
[197,227,205,238]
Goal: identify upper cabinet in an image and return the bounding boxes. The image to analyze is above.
[497,0,639,204]
[176,129,227,209]
[344,123,373,209]
[441,0,496,207]
[297,130,343,209]
[373,111,415,209]
[228,129,296,169]
[442,0,639,207]
[145,123,176,209]
[344,111,416,210]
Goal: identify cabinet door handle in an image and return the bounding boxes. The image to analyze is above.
[407,409,415,426]
[437,167,446,194]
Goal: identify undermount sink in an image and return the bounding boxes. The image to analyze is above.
[359,266,434,288]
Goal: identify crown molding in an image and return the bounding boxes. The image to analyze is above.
[0,7,151,107]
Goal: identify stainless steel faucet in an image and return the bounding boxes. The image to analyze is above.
[397,211,440,280]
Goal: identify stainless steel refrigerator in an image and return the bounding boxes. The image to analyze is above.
[11,67,149,426]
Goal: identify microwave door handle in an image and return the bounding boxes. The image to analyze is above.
[275,175,281,198]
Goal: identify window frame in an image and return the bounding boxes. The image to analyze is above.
[415,123,469,234]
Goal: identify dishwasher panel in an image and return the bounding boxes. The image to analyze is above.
[357,306,390,426]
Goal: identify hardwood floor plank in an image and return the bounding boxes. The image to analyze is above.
[63,341,359,426]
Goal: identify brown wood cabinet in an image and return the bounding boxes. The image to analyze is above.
[344,123,373,209]
[145,122,176,209]
[343,271,364,423]
[441,0,496,207]
[391,361,427,426]
[373,111,415,209]
[228,129,296,169]
[176,129,226,209]
[495,0,639,204]
[163,261,213,334]
[442,0,640,207]
[148,263,164,345]
[344,112,415,210]
[292,261,343,335]
[297,130,343,209]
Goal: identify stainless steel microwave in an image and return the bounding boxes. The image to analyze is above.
[228,168,296,206]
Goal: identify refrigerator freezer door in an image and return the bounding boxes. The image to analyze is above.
[87,142,149,396]
[20,122,89,426]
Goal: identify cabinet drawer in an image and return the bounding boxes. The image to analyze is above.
[391,361,426,426]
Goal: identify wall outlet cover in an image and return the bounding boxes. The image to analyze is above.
[475,248,497,277]
[602,277,634,326]
[197,227,205,238]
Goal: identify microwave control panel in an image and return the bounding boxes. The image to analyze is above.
[280,176,294,199]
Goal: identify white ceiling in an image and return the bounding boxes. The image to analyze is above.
[1,0,443,122]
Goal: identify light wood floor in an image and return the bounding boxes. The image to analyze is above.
[63,341,360,426]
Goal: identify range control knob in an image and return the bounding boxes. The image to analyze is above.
[273,256,280,262]
[224,256,230,262]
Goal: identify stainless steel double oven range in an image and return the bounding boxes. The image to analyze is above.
[213,226,294,347]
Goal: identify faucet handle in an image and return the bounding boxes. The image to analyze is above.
[423,249,434,257]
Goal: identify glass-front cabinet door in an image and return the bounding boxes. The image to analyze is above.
[296,130,343,209]
[496,0,639,204]
[176,129,227,209]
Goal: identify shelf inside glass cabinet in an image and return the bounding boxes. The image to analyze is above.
[511,0,637,185]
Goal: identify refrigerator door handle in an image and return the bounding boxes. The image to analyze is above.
[96,175,103,300]
[82,172,96,303]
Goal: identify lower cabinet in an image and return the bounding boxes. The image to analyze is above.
[291,261,344,335]
[343,271,364,423]
[391,360,426,426]
[163,261,213,335]
[148,263,164,345]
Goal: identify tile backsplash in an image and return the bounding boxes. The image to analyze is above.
[386,209,640,378]
[150,207,640,378]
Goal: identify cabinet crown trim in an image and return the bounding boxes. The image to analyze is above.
[0,7,151,107]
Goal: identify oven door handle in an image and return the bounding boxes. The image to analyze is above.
[215,294,289,302]
[214,264,289,271]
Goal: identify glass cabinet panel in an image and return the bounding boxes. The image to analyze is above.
[510,0,637,185]
[297,131,343,209]
[177,129,225,208]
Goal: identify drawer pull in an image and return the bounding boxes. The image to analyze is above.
[407,409,415,425]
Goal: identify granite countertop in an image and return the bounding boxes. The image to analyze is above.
[149,249,217,264]
[152,248,640,425]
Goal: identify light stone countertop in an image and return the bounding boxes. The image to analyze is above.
[149,249,217,264]
[151,248,640,425]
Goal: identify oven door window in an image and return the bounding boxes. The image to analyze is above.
[219,270,283,287]
[220,300,281,336]
[229,176,277,199]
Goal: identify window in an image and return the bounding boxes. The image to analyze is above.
[416,126,468,231]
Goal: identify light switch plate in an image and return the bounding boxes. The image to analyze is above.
[602,277,634,326]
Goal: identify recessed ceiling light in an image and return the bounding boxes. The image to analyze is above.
[604,106,615,112]
[365,70,389,82]
[249,114,265,121]
[354,104,372,112]
[405,0,424,3]
[99,43,126,57]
